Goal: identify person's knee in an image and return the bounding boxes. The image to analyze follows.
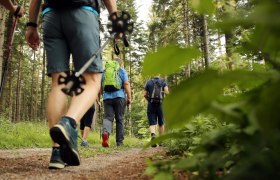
[50,72,64,87]
[83,72,102,84]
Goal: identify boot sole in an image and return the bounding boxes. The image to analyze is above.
[50,125,80,166]
[48,162,65,169]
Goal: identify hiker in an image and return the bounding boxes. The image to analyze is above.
[101,57,132,147]
[26,0,118,169]
[80,104,95,147]
[144,76,169,147]
[0,0,24,17]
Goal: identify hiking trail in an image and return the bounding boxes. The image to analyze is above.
[0,147,165,180]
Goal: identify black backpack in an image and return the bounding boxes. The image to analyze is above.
[150,79,163,104]
[46,0,101,13]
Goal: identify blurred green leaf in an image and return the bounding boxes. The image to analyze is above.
[176,157,199,170]
[191,0,215,15]
[142,45,200,77]
[144,132,182,148]
[145,160,157,176]
[255,81,280,136]
[154,172,173,180]
[164,70,270,128]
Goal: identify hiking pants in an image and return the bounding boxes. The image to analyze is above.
[102,98,126,145]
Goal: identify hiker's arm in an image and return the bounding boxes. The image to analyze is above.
[144,90,148,101]
[124,81,132,105]
[163,86,169,95]
[28,0,41,25]
[103,0,117,14]
[26,0,41,50]
[97,86,102,106]
[0,0,24,17]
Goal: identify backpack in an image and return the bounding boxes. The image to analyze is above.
[103,60,121,92]
[45,0,101,13]
[150,79,163,104]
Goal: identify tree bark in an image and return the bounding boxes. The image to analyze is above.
[225,33,234,70]
[41,49,46,120]
[15,45,22,122]
[201,15,210,68]
[30,52,36,120]
[183,0,191,78]
[0,7,7,93]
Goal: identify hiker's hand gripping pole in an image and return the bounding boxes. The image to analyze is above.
[58,11,134,96]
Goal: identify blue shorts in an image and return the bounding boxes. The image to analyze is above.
[147,102,165,126]
[42,7,103,76]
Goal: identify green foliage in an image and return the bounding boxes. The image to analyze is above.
[164,70,269,128]
[191,0,215,15]
[143,0,280,179]
[0,118,50,148]
[0,118,146,151]
[143,45,200,77]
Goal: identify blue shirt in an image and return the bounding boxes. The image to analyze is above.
[145,77,167,100]
[42,6,99,16]
[102,68,129,100]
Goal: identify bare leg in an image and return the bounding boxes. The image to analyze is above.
[149,125,157,134]
[82,126,91,141]
[158,125,164,135]
[47,73,68,147]
[65,72,101,123]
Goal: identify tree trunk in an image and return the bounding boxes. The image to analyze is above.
[35,51,41,121]
[0,7,7,93]
[41,49,46,120]
[15,45,22,122]
[183,0,191,77]
[201,15,210,68]
[30,52,36,120]
[225,33,233,70]
[224,0,236,71]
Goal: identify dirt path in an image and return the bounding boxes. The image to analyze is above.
[0,147,165,180]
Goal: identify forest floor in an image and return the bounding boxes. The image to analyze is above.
[0,147,166,180]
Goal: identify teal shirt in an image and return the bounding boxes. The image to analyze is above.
[42,6,99,16]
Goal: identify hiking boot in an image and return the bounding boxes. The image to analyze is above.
[49,147,65,169]
[81,140,89,147]
[117,142,124,147]
[151,135,157,148]
[50,117,80,166]
[102,132,109,147]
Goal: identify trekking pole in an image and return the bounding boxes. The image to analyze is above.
[59,33,115,96]
[58,11,134,96]
[0,17,18,99]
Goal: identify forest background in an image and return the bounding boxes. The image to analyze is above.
[1,0,280,179]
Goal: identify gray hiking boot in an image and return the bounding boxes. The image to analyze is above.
[50,117,80,166]
[81,140,89,147]
[49,148,65,169]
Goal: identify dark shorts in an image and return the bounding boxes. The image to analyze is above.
[80,106,95,130]
[42,8,103,76]
[147,102,165,126]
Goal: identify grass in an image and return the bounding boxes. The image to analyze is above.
[0,119,50,149]
[0,118,148,158]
